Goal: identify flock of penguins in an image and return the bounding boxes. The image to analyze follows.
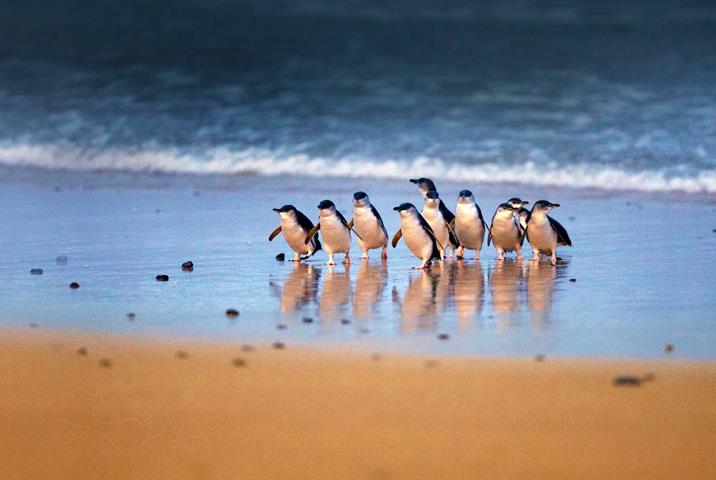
[269,178,572,268]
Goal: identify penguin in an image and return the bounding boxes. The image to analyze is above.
[421,191,454,258]
[351,191,389,259]
[409,177,458,227]
[391,203,441,269]
[507,197,530,232]
[524,200,572,265]
[488,203,524,260]
[269,205,321,262]
[304,200,352,265]
[454,189,489,259]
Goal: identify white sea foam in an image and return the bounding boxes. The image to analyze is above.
[1,143,715,195]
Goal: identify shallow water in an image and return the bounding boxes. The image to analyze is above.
[1,173,715,358]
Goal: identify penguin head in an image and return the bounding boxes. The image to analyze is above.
[352,191,370,207]
[317,199,337,216]
[393,202,417,217]
[507,197,529,208]
[532,200,559,214]
[458,189,475,204]
[496,203,517,217]
[409,177,437,196]
[272,205,297,218]
[424,190,440,209]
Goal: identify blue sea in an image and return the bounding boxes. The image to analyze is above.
[1,0,715,193]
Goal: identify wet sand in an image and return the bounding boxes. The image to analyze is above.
[2,330,715,480]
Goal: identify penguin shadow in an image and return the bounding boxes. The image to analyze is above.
[269,263,321,313]
[525,259,562,329]
[397,266,447,333]
[450,260,485,330]
[318,263,352,325]
[352,260,388,320]
[489,259,523,330]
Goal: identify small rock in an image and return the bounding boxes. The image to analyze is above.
[569,278,576,282]
[613,375,641,386]
[127,312,136,321]
[69,282,80,289]
[55,255,69,265]
[302,317,314,324]
[76,347,88,356]
[340,318,351,325]
[437,333,450,341]
[181,261,194,271]
[240,344,255,352]
[232,357,247,367]
[155,274,169,282]
[175,350,190,359]
[275,253,285,261]
[29,323,39,329]
[272,341,285,350]
[98,358,112,368]
[665,344,674,353]
[30,268,44,275]
[534,354,546,362]
[276,324,287,330]
[225,308,239,318]
[712,229,716,233]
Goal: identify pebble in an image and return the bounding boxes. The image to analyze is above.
[55,255,68,265]
[275,253,285,261]
[76,347,88,356]
[127,312,136,321]
[30,268,44,275]
[569,278,576,282]
[340,318,351,325]
[302,317,314,324]
[98,358,112,368]
[69,282,80,289]
[29,323,39,329]
[712,229,716,233]
[181,261,194,271]
[240,344,255,352]
[534,354,546,362]
[613,375,641,386]
[276,323,287,330]
[175,350,190,359]
[665,344,674,353]
[437,333,450,341]
[155,274,169,282]
[272,341,286,350]
[232,357,247,368]
[225,309,239,318]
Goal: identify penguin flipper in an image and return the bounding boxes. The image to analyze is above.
[304,223,321,244]
[391,229,402,248]
[548,216,572,246]
[445,219,460,246]
[268,226,282,241]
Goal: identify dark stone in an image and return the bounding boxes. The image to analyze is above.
[155,274,169,282]
[275,253,285,261]
[569,278,576,282]
[534,354,546,362]
[55,255,69,265]
[69,282,80,289]
[241,344,255,352]
[437,333,450,341]
[30,268,44,275]
[175,350,190,359]
[225,308,239,318]
[712,229,715,233]
[272,342,286,350]
[98,358,112,368]
[181,261,194,271]
[232,357,247,367]
[29,323,39,329]
[302,317,314,324]
[127,312,136,321]
[613,375,641,386]
[340,318,351,325]
[665,344,674,353]
[276,324,287,330]
[76,347,88,356]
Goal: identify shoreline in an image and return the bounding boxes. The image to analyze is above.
[2,330,715,479]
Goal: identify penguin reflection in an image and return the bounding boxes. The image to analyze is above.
[526,260,557,327]
[400,267,447,332]
[270,263,320,312]
[352,260,387,319]
[489,259,522,316]
[319,264,351,323]
[452,260,485,329]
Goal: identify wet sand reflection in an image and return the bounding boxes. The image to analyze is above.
[352,260,388,319]
[270,263,320,313]
[452,261,485,330]
[319,264,351,324]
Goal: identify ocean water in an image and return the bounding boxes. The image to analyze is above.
[1,0,716,193]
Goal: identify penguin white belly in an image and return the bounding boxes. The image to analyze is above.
[402,217,434,260]
[281,218,312,255]
[455,207,484,249]
[527,218,557,253]
[320,216,351,254]
[421,208,449,250]
[491,218,520,252]
[353,207,387,249]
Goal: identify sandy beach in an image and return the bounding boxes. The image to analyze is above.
[1,329,714,480]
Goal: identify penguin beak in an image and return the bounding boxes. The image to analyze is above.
[393,206,401,211]
[272,208,280,212]
[409,179,418,184]
[522,200,530,205]
[551,203,560,208]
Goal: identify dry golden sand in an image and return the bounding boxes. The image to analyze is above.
[1,330,715,480]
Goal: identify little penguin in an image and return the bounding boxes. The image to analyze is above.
[524,200,572,265]
[488,203,524,260]
[305,200,352,265]
[391,203,441,269]
[454,189,489,259]
[421,191,456,258]
[351,191,389,259]
[409,177,457,225]
[507,197,530,232]
[269,205,322,262]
